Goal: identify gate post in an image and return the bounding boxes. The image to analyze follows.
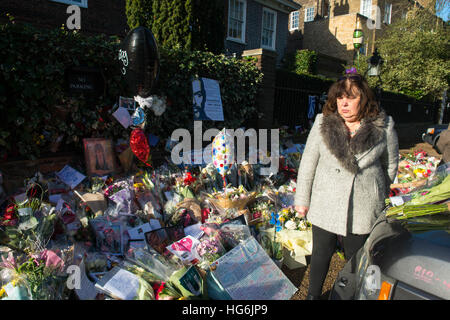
[242,48,277,129]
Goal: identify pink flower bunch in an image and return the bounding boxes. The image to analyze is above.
[197,237,222,259]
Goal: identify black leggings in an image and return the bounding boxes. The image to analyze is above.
[307,224,369,297]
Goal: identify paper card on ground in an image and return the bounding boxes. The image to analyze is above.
[95,267,140,300]
[184,222,204,239]
[128,222,153,240]
[56,165,86,189]
[112,106,132,129]
[166,235,200,264]
[390,195,412,207]
[75,192,107,217]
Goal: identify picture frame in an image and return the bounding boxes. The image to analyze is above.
[144,225,185,255]
[83,138,118,176]
[119,96,136,113]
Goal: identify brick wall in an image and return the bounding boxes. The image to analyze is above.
[242,48,277,129]
[0,0,129,37]
[290,0,413,64]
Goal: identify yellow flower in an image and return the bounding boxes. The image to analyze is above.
[134,183,144,189]
[279,216,285,222]
[0,287,6,298]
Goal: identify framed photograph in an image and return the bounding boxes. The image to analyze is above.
[144,225,185,255]
[119,96,136,113]
[83,138,118,176]
[90,220,124,256]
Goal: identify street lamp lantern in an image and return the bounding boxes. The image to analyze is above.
[352,28,364,50]
[367,48,384,77]
[353,18,364,50]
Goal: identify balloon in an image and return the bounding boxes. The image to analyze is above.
[131,106,146,127]
[119,26,160,98]
[211,128,234,177]
[130,128,151,167]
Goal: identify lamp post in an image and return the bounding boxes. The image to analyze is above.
[365,48,384,105]
[352,20,364,70]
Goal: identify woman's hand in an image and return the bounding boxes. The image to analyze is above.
[295,206,309,218]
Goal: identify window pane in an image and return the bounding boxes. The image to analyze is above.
[228,0,245,40]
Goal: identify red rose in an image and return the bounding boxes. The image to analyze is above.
[201,208,210,223]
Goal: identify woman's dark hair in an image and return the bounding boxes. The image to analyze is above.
[322,73,380,121]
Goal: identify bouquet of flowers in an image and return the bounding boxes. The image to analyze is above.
[0,249,70,300]
[1,200,57,254]
[395,149,441,187]
[104,179,134,216]
[134,173,163,220]
[247,198,276,227]
[204,185,257,215]
[218,223,252,251]
[196,234,225,270]
[386,170,450,232]
[279,207,311,232]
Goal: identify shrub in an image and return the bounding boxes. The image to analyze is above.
[0,19,262,160]
[283,49,318,75]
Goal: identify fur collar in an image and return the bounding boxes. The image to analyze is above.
[320,110,387,174]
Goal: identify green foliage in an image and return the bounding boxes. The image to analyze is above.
[151,0,224,54]
[125,0,154,30]
[0,19,262,160]
[148,47,263,137]
[0,19,127,160]
[375,8,450,100]
[191,0,226,54]
[283,49,318,75]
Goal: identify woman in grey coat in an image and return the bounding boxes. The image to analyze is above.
[294,72,399,300]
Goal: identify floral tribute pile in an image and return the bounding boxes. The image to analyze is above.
[391,149,442,194]
[0,147,311,300]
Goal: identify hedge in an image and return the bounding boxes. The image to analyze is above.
[0,18,262,160]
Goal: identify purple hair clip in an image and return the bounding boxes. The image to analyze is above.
[345,67,358,74]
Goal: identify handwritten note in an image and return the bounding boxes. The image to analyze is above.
[95,267,140,300]
[56,165,86,189]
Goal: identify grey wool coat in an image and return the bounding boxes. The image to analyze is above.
[294,110,399,236]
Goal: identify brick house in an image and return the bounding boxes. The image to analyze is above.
[224,0,301,65]
[286,0,424,77]
[0,0,129,37]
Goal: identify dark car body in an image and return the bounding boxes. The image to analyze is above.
[330,212,450,300]
[422,124,449,153]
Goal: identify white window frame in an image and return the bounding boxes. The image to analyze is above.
[227,0,247,44]
[384,2,392,24]
[305,7,315,22]
[261,7,277,50]
[50,0,88,8]
[360,0,372,18]
[290,11,299,31]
